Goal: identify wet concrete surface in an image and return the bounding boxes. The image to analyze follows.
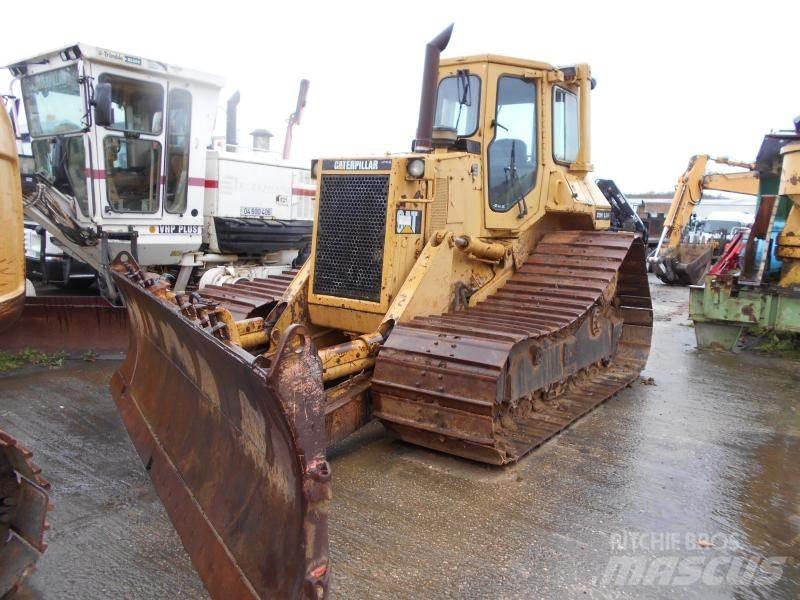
[1,276,798,598]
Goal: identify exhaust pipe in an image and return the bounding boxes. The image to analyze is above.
[226,91,240,152]
[413,24,454,152]
[283,79,310,160]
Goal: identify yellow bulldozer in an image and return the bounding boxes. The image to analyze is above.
[0,102,51,596]
[109,26,653,598]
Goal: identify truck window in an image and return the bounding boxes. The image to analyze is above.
[553,87,579,163]
[104,137,161,213]
[98,74,163,135]
[488,76,537,212]
[31,136,89,216]
[21,65,84,137]
[165,89,191,214]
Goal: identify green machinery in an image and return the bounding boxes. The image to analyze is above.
[690,124,800,350]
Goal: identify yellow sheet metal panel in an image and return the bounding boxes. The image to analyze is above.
[0,106,25,332]
[777,143,800,286]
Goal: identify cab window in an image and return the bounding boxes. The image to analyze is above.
[553,87,579,163]
[488,76,537,212]
[21,65,84,137]
[165,89,192,213]
[98,74,163,135]
[434,72,481,136]
[31,136,89,216]
[104,137,161,213]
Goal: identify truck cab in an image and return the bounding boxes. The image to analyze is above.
[8,44,221,265]
[6,44,314,297]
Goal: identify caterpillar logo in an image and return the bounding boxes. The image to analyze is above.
[321,159,393,171]
[396,209,422,234]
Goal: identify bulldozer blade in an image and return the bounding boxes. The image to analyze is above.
[0,296,128,357]
[110,256,331,599]
[0,429,51,597]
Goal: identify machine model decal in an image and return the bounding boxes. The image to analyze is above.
[322,159,393,171]
[396,209,422,234]
[97,47,142,66]
[156,225,201,234]
[596,210,612,220]
[240,206,273,217]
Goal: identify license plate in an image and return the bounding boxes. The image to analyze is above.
[240,206,273,217]
[157,225,201,234]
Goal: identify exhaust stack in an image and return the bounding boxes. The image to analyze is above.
[226,91,241,152]
[413,24,454,152]
[283,79,310,160]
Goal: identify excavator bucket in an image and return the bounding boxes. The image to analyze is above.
[108,253,331,599]
[0,430,51,596]
[654,243,713,285]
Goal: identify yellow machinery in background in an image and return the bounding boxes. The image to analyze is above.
[650,154,759,284]
[108,26,652,598]
[0,105,25,333]
[0,103,51,597]
[778,142,800,286]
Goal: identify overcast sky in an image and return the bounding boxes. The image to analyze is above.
[2,0,798,192]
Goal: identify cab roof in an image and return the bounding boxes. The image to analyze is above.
[440,54,557,72]
[5,43,224,88]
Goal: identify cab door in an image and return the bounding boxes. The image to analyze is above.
[91,69,166,221]
[483,64,545,230]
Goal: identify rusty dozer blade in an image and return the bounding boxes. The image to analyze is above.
[0,429,51,597]
[0,295,129,357]
[109,252,330,599]
[653,243,713,285]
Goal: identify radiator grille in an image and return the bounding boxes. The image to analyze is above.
[313,174,389,302]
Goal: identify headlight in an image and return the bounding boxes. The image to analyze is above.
[407,159,425,178]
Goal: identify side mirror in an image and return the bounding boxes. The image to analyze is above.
[93,82,114,127]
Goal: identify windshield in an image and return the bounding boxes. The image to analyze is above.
[21,65,85,137]
[434,72,481,136]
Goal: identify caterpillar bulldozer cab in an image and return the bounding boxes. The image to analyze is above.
[110,25,652,598]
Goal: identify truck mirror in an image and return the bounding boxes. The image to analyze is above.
[93,82,114,127]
